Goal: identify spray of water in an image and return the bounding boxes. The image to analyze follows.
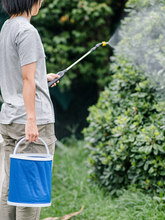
[108,3,165,99]
[108,26,121,48]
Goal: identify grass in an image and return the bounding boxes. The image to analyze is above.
[40,140,165,220]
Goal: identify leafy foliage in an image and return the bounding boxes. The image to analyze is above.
[32,0,126,89]
[83,0,165,196]
[40,140,165,219]
[117,0,165,99]
[126,0,165,9]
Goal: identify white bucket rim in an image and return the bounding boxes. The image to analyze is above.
[7,201,51,207]
[10,153,53,161]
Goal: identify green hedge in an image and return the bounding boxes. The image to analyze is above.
[83,0,165,196]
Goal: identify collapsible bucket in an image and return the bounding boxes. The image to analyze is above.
[7,137,53,207]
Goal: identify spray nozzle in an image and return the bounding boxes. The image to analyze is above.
[102,41,108,46]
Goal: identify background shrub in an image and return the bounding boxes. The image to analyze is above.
[83,0,165,196]
[32,0,127,89]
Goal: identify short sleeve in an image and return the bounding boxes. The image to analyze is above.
[15,28,46,67]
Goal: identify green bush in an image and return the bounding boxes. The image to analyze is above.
[83,0,165,196]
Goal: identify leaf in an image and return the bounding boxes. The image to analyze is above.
[138,93,148,98]
[153,196,161,202]
[137,160,144,167]
[145,145,152,154]
[148,167,154,174]
[159,171,165,176]
[139,146,145,152]
[144,162,149,171]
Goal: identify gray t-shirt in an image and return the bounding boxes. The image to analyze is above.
[0,16,55,125]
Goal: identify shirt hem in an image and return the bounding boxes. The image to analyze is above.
[0,119,55,125]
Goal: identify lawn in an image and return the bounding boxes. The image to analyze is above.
[40,140,165,220]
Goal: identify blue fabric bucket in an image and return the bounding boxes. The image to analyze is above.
[7,137,53,207]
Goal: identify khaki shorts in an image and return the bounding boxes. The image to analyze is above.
[0,123,56,220]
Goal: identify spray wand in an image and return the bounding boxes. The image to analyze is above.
[48,41,108,87]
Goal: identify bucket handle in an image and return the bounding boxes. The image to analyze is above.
[13,137,50,155]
